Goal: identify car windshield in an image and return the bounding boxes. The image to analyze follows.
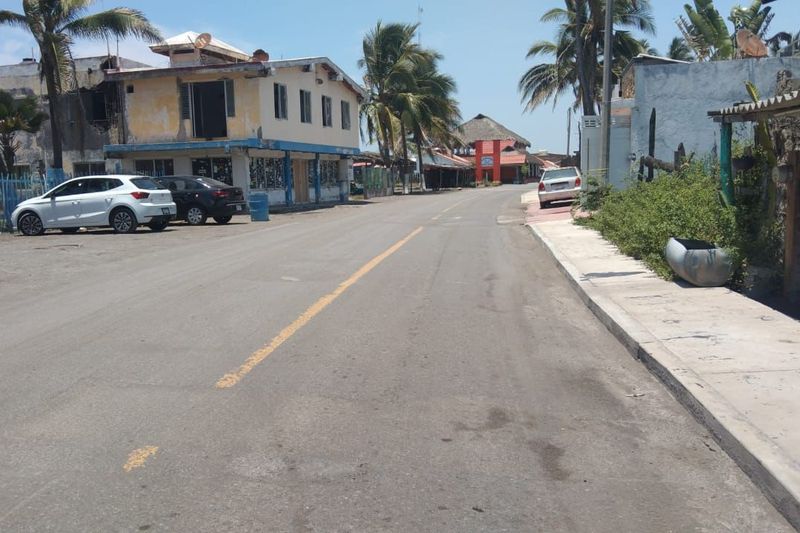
[543,168,578,180]
[195,177,231,189]
[131,177,165,190]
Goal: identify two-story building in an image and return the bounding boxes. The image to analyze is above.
[0,55,151,177]
[104,32,365,205]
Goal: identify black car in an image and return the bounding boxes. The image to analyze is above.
[153,176,248,225]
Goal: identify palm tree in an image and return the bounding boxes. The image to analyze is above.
[766,30,800,57]
[359,21,461,192]
[729,0,773,38]
[0,0,161,171]
[520,0,656,116]
[667,37,695,61]
[358,22,430,169]
[398,56,462,191]
[677,0,734,60]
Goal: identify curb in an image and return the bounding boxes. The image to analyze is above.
[526,221,800,529]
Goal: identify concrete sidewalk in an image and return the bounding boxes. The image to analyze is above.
[523,200,800,528]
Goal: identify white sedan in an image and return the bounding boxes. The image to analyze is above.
[12,175,177,236]
[538,167,583,208]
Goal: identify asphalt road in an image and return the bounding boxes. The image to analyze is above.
[0,186,791,532]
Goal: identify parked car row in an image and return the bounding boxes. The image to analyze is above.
[11,175,248,236]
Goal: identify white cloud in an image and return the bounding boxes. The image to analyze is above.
[0,27,37,66]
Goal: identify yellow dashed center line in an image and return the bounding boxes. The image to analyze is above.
[215,226,425,389]
[123,446,158,472]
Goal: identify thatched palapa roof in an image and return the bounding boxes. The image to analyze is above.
[457,114,531,148]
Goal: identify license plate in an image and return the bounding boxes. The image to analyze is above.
[161,208,170,215]
[236,205,243,211]
[552,183,568,190]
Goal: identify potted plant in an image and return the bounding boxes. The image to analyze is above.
[665,238,734,287]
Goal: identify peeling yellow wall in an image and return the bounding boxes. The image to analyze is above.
[125,72,262,143]
[123,66,360,149]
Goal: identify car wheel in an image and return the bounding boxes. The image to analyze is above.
[540,201,549,209]
[60,227,80,234]
[213,215,232,224]
[18,212,44,236]
[110,207,138,233]
[186,206,207,225]
[148,219,169,232]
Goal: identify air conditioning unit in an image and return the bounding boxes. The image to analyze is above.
[582,116,601,128]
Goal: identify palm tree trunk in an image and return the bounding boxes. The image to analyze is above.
[574,0,596,116]
[0,135,14,174]
[401,121,410,194]
[414,133,426,191]
[378,120,395,190]
[41,54,64,170]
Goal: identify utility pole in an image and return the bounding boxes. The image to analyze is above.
[600,0,615,183]
[566,108,572,156]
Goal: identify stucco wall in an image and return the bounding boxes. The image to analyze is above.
[125,72,262,143]
[258,65,360,149]
[631,57,800,162]
[123,64,360,150]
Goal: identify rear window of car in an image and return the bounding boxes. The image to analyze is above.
[131,177,165,190]
[196,177,230,189]
[543,168,579,180]
[86,178,123,192]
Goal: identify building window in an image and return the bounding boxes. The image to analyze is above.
[250,157,285,190]
[191,157,232,185]
[341,100,351,130]
[322,95,332,127]
[274,83,288,120]
[300,89,312,124]
[134,159,174,177]
[73,162,106,177]
[180,80,234,138]
[320,160,338,187]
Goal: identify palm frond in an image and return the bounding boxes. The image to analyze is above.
[62,7,161,42]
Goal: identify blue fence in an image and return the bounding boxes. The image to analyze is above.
[0,169,68,232]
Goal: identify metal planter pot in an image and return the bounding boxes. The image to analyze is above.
[665,237,733,287]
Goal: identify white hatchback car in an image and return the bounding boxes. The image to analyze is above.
[12,175,177,236]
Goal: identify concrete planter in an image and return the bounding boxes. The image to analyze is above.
[665,237,733,287]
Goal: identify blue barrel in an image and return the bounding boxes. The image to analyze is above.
[249,192,269,222]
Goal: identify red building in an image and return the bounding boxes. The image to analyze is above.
[455,114,531,185]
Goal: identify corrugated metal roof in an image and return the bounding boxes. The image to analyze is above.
[419,151,472,168]
[710,90,800,119]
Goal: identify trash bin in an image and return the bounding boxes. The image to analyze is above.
[249,192,269,222]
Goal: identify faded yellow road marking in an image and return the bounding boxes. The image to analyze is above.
[123,446,158,472]
[216,226,425,389]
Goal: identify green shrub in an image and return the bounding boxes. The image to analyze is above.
[582,162,738,279]
[575,172,612,212]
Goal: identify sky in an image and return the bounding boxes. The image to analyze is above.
[1,0,799,154]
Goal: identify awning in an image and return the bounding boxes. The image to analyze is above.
[104,138,360,157]
[709,91,800,122]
